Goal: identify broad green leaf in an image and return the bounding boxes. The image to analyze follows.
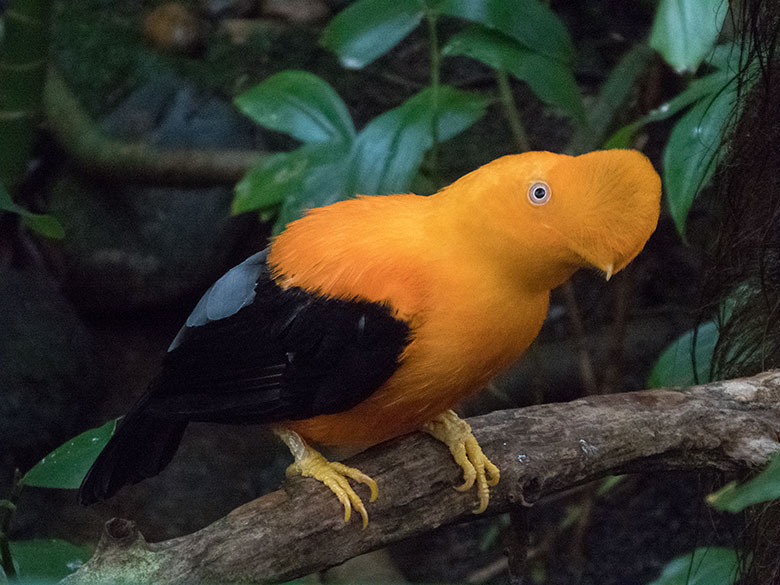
[234,71,355,144]
[273,149,351,235]
[443,26,585,125]
[350,85,488,194]
[10,539,91,581]
[603,123,640,150]
[708,451,780,513]
[440,0,575,63]
[320,0,425,69]
[650,0,728,73]
[663,79,735,235]
[0,181,15,210]
[0,181,65,239]
[233,144,350,215]
[646,71,732,125]
[603,70,732,151]
[597,475,625,496]
[648,321,718,389]
[20,212,65,239]
[707,43,742,73]
[647,547,740,585]
[570,43,654,153]
[238,86,486,231]
[22,419,117,489]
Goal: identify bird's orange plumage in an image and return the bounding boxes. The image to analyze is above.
[269,149,661,447]
[78,148,661,523]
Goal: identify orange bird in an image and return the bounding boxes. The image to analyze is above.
[79,149,661,526]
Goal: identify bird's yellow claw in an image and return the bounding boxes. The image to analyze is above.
[277,428,377,528]
[424,410,500,514]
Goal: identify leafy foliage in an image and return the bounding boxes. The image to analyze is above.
[708,451,780,513]
[648,321,718,388]
[320,0,427,69]
[9,539,91,582]
[439,0,575,63]
[0,182,65,239]
[607,48,742,235]
[647,547,740,585]
[662,79,736,235]
[21,419,117,489]
[650,0,729,73]
[234,71,487,233]
[442,26,585,124]
[234,71,355,144]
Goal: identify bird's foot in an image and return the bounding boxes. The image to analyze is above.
[423,410,500,513]
[275,428,378,528]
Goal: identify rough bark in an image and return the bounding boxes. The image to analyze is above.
[61,372,780,585]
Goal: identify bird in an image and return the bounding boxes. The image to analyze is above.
[79,149,661,527]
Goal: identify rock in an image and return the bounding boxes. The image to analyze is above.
[48,76,262,312]
[143,2,204,56]
[217,18,287,46]
[0,269,102,472]
[262,0,329,23]
[201,0,257,19]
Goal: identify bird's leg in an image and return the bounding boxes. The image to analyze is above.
[274,427,378,528]
[423,410,500,514]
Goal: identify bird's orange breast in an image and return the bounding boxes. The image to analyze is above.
[269,196,553,447]
[285,285,549,447]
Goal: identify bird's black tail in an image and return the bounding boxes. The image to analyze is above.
[78,395,187,505]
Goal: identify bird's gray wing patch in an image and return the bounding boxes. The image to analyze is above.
[169,249,269,351]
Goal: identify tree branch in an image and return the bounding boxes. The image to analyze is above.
[61,372,780,585]
[44,69,265,185]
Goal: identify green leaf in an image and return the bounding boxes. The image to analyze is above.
[708,451,780,513]
[440,0,575,63]
[10,539,91,581]
[707,43,742,73]
[648,320,718,389]
[650,0,729,74]
[350,85,488,194]
[603,70,733,152]
[233,144,350,215]
[237,86,486,231]
[647,547,740,585]
[663,78,735,235]
[320,0,425,69]
[234,71,355,144]
[272,148,351,235]
[569,43,654,152]
[443,26,585,125]
[21,419,117,489]
[20,212,65,239]
[0,181,15,210]
[0,181,65,239]
[597,475,625,496]
[646,71,732,125]
[603,123,640,150]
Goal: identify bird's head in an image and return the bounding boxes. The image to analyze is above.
[439,149,661,290]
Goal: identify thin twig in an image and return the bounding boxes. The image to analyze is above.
[426,9,441,190]
[601,267,635,395]
[506,506,530,585]
[560,281,600,395]
[496,69,531,152]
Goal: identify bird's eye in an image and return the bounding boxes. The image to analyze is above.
[528,182,551,206]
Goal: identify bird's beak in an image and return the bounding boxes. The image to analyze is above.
[603,263,614,281]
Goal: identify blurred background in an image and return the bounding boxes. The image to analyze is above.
[1,0,778,583]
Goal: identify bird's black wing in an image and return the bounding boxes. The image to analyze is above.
[144,248,411,424]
